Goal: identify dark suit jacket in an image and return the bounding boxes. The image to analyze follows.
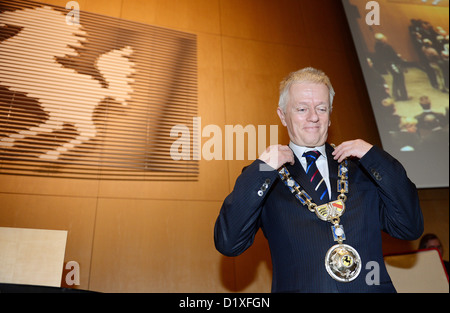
[214,144,424,292]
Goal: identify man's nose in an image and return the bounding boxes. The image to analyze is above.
[307,109,319,122]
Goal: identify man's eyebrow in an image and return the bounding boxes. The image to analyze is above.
[296,101,328,106]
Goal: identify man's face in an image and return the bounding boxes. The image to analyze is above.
[277,83,331,147]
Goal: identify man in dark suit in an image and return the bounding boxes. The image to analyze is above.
[414,95,448,134]
[214,67,424,292]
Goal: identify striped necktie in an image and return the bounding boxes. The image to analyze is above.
[303,150,329,201]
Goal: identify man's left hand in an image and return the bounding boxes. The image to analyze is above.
[332,139,373,163]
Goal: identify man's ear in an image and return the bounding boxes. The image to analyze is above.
[277,107,287,127]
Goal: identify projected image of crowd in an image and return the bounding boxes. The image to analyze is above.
[365,18,449,152]
[410,19,448,94]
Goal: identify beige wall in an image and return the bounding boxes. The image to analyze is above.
[0,0,448,292]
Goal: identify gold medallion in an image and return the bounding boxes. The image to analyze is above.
[325,244,361,282]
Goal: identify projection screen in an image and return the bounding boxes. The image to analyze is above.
[341,0,449,188]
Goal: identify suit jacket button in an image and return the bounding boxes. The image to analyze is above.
[257,190,264,197]
[371,169,382,181]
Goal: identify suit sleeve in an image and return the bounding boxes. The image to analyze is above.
[214,159,279,257]
[359,145,424,240]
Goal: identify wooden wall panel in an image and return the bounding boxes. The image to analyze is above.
[299,0,357,52]
[0,175,100,198]
[0,193,97,290]
[121,0,222,34]
[220,0,305,45]
[88,199,224,292]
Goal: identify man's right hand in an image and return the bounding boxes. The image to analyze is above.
[258,144,295,170]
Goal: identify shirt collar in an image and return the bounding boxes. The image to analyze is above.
[289,141,327,160]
